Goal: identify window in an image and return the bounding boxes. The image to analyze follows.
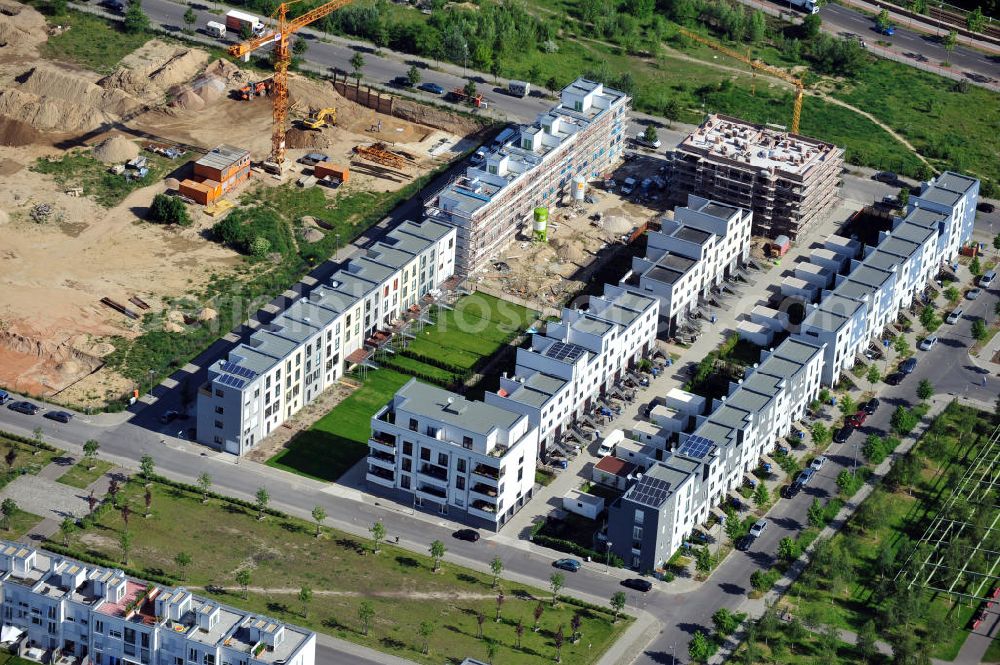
[214,420,223,429]
[402,458,411,472]
[632,526,643,540]
[420,448,430,461]
[401,475,411,489]
[214,389,224,398]
[456,477,465,490]
[214,406,224,414]
[402,441,413,456]
[95,620,104,634]
[437,452,448,466]
[462,436,473,450]
[457,459,466,473]
[634,510,644,525]
[409,418,418,432]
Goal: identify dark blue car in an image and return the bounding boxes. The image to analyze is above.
[418,82,446,95]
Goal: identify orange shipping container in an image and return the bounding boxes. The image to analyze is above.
[315,163,349,183]
[179,178,223,205]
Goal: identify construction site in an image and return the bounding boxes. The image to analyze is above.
[0,0,479,406]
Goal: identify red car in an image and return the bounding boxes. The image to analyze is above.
[972,608,987,630]
[850,410,868,427]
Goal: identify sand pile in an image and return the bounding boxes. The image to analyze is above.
[0,116,37,146]
[148,48,209,89]
[604,215,632,234]
[93,136,139,163]
[204,58,245,83]
[0,2,46,55]
[301,228,324,243]
[285,127,332,149]
[0,89,107,133]
[18,65,139,117]
[171,89,205,111]
[164,177,179,190]
[552,238,586,263]
[197,307,217,322]
[99,68,159,100]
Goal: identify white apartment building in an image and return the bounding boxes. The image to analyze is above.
[425,78,630,274]
[196,219,456,455]
[367,379,539,530]
[609,336,825,572]
[484,284,659,458]
[625,194,752,334]
[0,542,315,665]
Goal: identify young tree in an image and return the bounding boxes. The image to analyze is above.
[970,255,982,276]
[943,29,958,51]
[350,52,365,81]
[866,364,882,388]
[545,76,559,96]
[298,586,312,618]
[857,619,879,663]
[753,482,770,508]
[358,601,375,635]
[183,7,196,29]
[898,187,910,209]
[236,569,251,599]
[139,454,155,480]
[196,472,212,502]
[484,638,498,665]
[917,379,934,401]
[59,516,77,546]
[712,607,743,636]
[123,0,150,34]
[610,591,627,623]
[777,536,801,562]
[418,620,434,654]
[891,406,918,435]
[838,394,857,417]
[120,504,131,531]
[490,555,504,588]
[553,625,565,663]
[811,422,831,445]
[495,591,505,622]
[83,439,100,469]
[801,12,820,39]
[808,498,826,527]
[255,487,270,520]
[570,613,582,642]
[944,285,960,303]
[32,427,44,453]
[429,539,446,572]
[642,124,658,145]
[87,491,97,515]
[4,447,16,471]
[695,546,713,574]
[876,8,891,32]
[174,552,192,579]
[406,65,421,87]
[533,601,544,631]
[515,619,524,648]
[370,520,386,554]
[894,334,911,357]
[0,498,17,530]
[725,512,744,545]
[292,38,308,57]
[751,8,769,42]
[311,506,326,537]
[108,478,120,507]
[688,630,716,663]
[549,572,565,606]
[972,318,988,341]
[463,80,478,98]
[119,530,133,565]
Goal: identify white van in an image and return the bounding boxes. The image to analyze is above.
[206,21,227,39]
[980,270,996,288]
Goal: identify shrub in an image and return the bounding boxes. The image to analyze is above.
[212,208,294,258]
[148,194,191,225]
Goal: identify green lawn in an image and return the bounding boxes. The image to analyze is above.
[32,149,189,208]
[0,509,43,540]
[268,292,536,482]
[57,459,114,489]
[984,636,1000,663]
[783,402,999,661]
[0,435,65,489]
[41,8,152,73]
[267,370,412,482]
[60,478,631,665]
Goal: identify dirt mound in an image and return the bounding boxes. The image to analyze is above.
[301,228,324,243]
[204,58,245,82]
[285,127,332,149]
[93,135,139,163]
[197,307,217,321]
[603,215,632,234]
[148,48,208,88]
[18,65,139,117]
[0,2,46,55]
[171,89,205,111]
[0,88,107,133]
[0,116,37,146]
[98,68,159,100]
[164,177,179,190]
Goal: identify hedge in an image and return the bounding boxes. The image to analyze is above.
[144,473,289,519]
[1,429,60,452]
[531,534,625,568]
[42,540,178,587]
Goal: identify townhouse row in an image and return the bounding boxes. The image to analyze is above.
[195,219,457,455]
[425,78,631,275]
[366,284,660,530]
[607,171,979,572]
[0,541,314,665]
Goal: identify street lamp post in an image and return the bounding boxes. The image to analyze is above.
[852,442,859,476]
[147,369,155,396]
[605,540,613,573]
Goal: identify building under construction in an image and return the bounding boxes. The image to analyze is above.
[424,78,631,275]
[667,114,844,240]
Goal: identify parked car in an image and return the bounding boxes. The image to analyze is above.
[850,410,868,428]
[875,170,898,183]
[298,152,329,166]
[735,535,753,551]
[918,335,938,351]
[635,132,661,149]
[966,288,982,300]
[7,401,39,415]
[689,530,710,544]
[782,482,802,499]
[946,308,964,324]
[597,440,615,457]
[886,372,904,386]
[749,519,768,537]
[621,578,653,592]
[44,411,73,423]
[864,398,880,415]
[730,496,746,511]
[900,357,918,375]
[159,410,179,425]
[875,23,895,35]
[810,456,827,471]
[980,271,996,288]
[390,75,412,88]
[834,425,854,443]
[417,82,445,95]
[0,389,9,405]
[453,528,481,542]
[553,558,582,572]
[798,468,817,485]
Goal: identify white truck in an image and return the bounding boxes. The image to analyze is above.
[788,0,819,14]
[206,21,226,39]
[508,80,530,98]
[225,9,266,37]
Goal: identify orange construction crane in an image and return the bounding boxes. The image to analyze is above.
[229,0,354,168]
[676,26,804,134]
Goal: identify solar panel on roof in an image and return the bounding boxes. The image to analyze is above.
[220,361,257,380]
[677,434,714,460]
[545,341,586,363]
[217,374,246,390]
[630,476,670,508]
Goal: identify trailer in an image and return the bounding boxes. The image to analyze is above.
[206,21,226,38]
[508,80,530,98]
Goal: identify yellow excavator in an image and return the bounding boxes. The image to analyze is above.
[302,107,337,130]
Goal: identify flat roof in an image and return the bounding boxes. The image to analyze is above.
[726,388,772,413]
[934,171,978,194]
[710,404,753,430]
[396,379,522,435]
[774,337,822,365]
[699,201,739,219]
[572,317,613,337]
[196,144,249,171]
[673,226,713,245]
[594,455,637,477]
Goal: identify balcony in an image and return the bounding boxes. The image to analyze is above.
[472,464,502,481]
[371,431,396,448]
[369,449,395,466]
[419,463,448,482]
[367,465,395,485]
[376,409,395,425]
[470,483,498,498]
[416,483,447,499]
[471,499,497,514]
[488,443,509,458]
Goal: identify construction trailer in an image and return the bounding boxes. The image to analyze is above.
[178,144,251,205]
[314,163,349,183]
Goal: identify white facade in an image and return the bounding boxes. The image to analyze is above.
[626,195,751,333]
[484,285,659,457]
[196,220,456,455]
[367,379,539,530]
[425,78,630,274]
[0,542,315,665]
